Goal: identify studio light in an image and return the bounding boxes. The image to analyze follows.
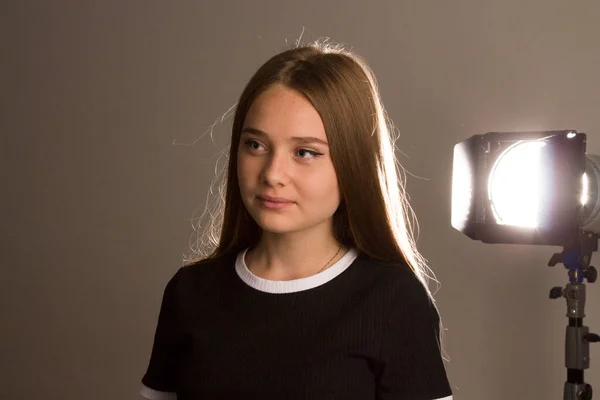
[451,130,600,246]
[451,130,600,400]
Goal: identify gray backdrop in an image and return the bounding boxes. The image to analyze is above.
[3,1,600,399]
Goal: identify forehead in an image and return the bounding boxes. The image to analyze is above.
[243,85,326,140]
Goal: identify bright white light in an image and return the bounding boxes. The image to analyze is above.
[488,141,547,228]
[582,173,589,205]
[451,145,472,231]
[567,131,577,139]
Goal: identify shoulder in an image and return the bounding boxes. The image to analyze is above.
[355,254,431,295]
[178,254,228,276]
[353,254,437,316]
[162,253,237,298]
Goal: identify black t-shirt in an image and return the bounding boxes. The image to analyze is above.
[140,248,453,400]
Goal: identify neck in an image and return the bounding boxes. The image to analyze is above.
[246,230,345,281]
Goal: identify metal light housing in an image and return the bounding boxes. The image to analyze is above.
[451,130,600,245]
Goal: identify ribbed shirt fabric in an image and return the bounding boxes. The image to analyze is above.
[140,248,453,400]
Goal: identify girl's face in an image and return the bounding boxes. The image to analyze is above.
[237,84,341,237]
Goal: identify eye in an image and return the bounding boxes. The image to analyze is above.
[243,139,265,151]
[296,149,323,159]
[243,139,324,160]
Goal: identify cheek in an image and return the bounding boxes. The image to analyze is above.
[236,155,250,191]
[303,170,340,202]
[237,150,251,176]
[237,154,261,194]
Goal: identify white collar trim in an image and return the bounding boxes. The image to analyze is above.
[235,247,359,293]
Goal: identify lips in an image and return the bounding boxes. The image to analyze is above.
[257,195,293,203]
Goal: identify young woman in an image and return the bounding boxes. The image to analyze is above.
[140,40,453,400]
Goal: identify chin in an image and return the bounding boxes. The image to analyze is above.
[253,217,300,234]
[252,212,332,237]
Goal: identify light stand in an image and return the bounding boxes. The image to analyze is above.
[451,130,600,398]
[549,231,600,400]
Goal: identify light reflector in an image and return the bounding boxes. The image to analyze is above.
[488,141,546,228]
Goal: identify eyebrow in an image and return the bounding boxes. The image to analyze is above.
[241,127,329,146]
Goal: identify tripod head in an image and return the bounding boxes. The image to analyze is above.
[549,231,600,400]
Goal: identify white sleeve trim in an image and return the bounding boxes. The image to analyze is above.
[140,383,177,400]
[435,396,452,400]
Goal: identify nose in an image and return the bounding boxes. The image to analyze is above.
[260,151,290,186]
